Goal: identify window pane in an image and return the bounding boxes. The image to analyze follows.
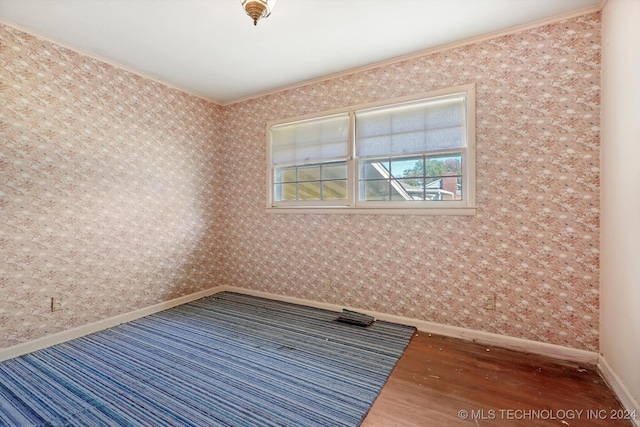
[425,154,462,177]
[360,180,389,201]
[397,178,425,200]
[442,176,462,201]
[323,180,347,200]
[390,156,422,179]
[322,163,347,180]
[360,158,389,180]
[275,167,297,183]
[274,183,282,200]
[275,183,297,201]
[424,176,462,200]
[298,182,321,200]
[298,165,320,181]
[389,178,421,201]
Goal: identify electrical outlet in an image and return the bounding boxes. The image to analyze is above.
[485,294,496,310]
[51,297,63,312]
[324,279,332,291]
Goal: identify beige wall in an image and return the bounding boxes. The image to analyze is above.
[2,12,603,353]
[220,13,602,351]
[1,24,224,348]
[600,0,640,406]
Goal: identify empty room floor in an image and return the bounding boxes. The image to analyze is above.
[363,333,633,427]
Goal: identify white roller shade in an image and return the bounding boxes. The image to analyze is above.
[271,113,349,166]
[356,95,466,158]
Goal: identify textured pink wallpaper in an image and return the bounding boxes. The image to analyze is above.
[219,13,601,351]
[1,24,224,348]
[2,12,601,353]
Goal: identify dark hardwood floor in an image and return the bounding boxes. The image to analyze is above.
[362,333,634,427]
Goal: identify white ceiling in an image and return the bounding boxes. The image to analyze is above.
[0,0,601,104]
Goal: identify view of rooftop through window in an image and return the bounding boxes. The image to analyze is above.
[359,154,462,201]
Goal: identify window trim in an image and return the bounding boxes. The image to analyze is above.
[266,84,476,215]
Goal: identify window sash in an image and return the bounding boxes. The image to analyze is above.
[357,151,464,203]
[273,161,349,203]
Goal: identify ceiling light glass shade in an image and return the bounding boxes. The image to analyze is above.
[241,0,278,26]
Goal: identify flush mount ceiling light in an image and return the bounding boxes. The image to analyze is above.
[241,0,278,26]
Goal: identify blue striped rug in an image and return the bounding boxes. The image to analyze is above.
[0,292,415,426]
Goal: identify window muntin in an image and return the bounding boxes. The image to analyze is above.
[358,152,463,202]
[267,85,475,213]
[274,161,348,201]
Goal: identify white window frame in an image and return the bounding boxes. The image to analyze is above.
[266,84,476,215]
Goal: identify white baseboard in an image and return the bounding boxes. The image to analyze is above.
[5,285,633,420]
[598,355,640,427]
[224,286,599,365]
[0,286,226,362]
[0,284,599,367]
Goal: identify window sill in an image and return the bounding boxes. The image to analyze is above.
[265,206,477,216]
